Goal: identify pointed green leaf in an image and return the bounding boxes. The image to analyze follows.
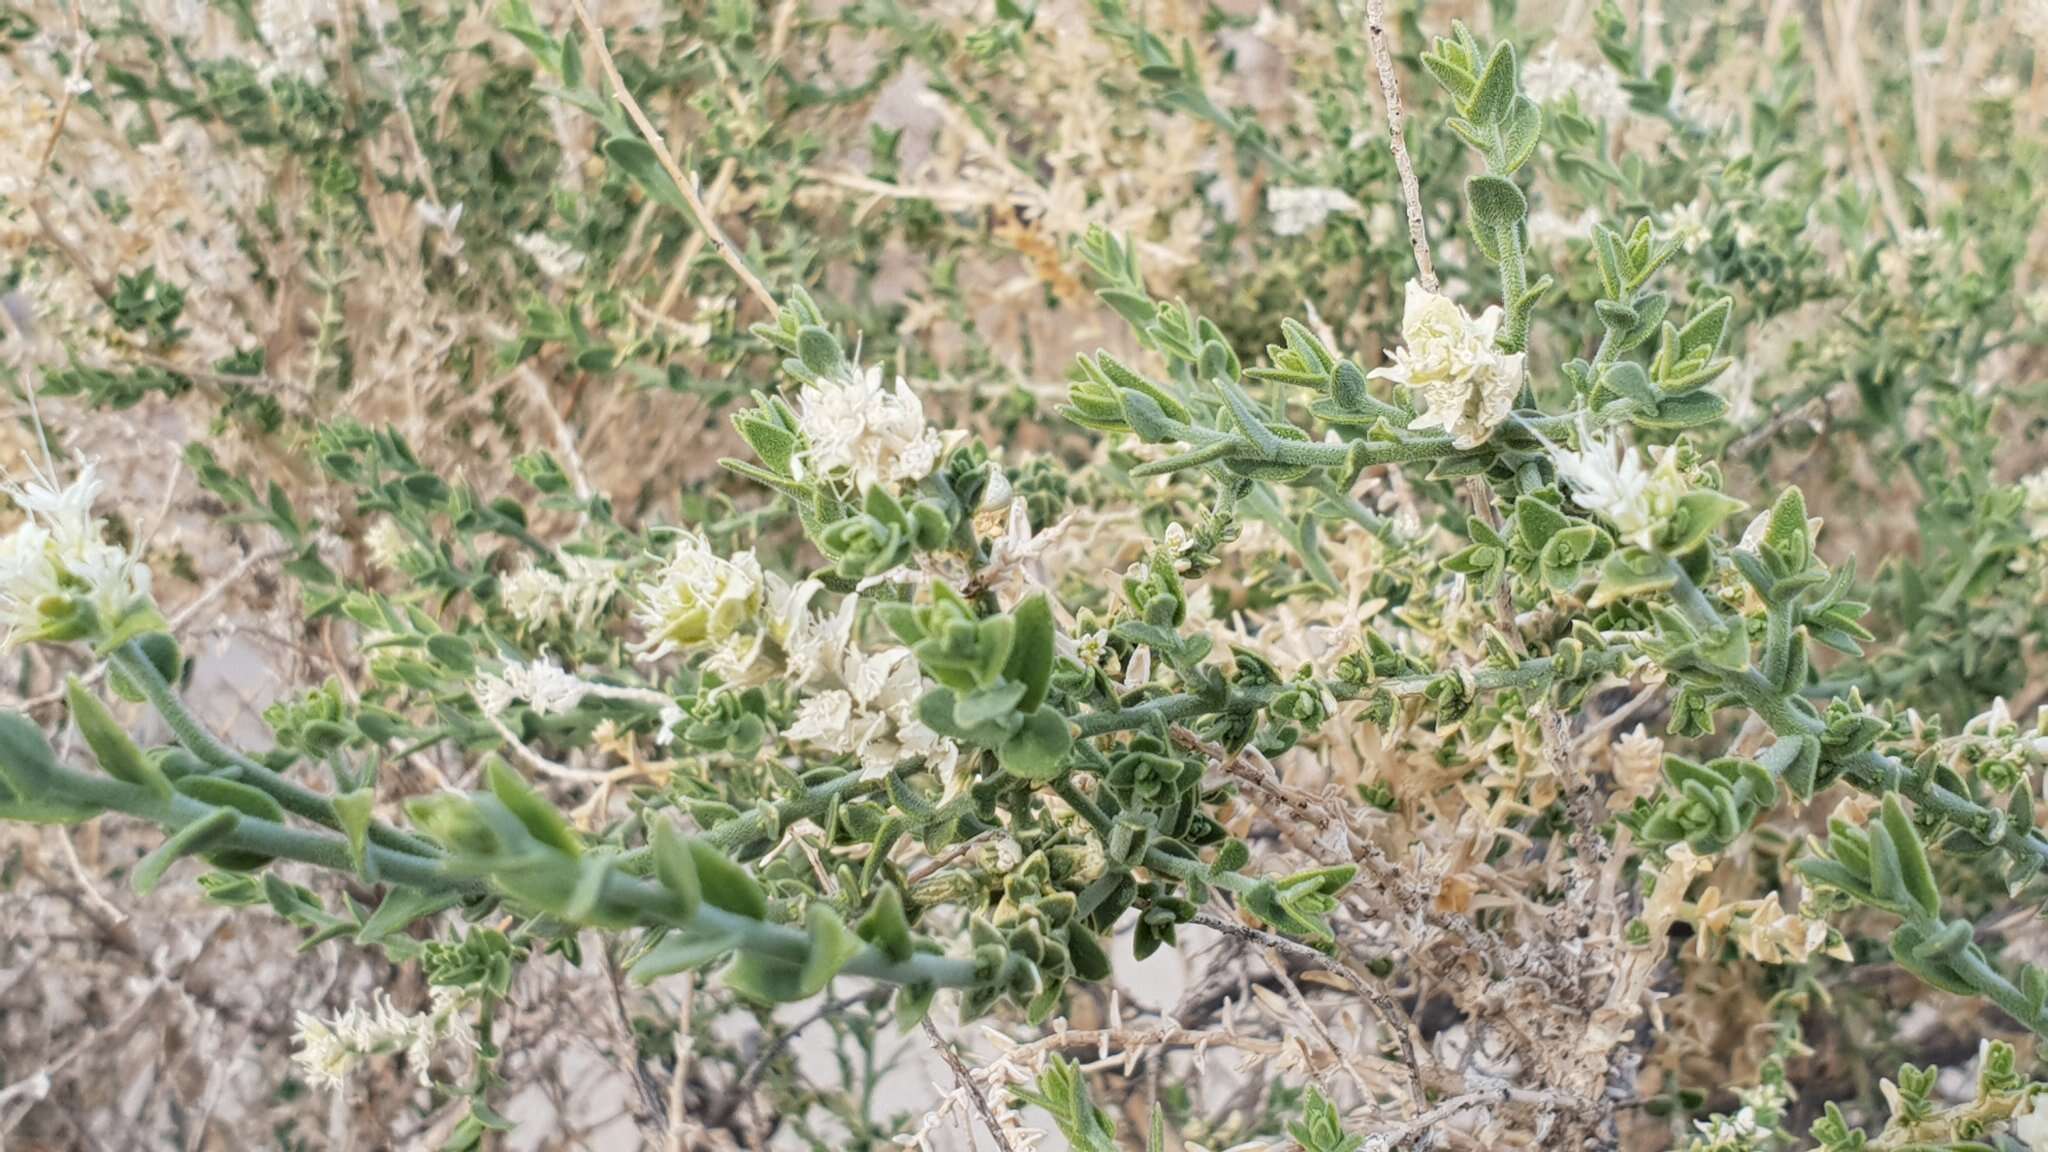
[1882,795,1941,919]
[67,679,169,799]
[134,808,239,894]
[1466,174,1528,231]
[486,758,580,857]
[998,707,1073,782]
[689,837,767,919]
[334,787,377,877]
[799,903,863,996]
[1005,594,1057,715]
[856,885,914,963]
[1470,40,1518,124]
[174,775,285,870]
[630,927,741,983]
[722,952,808,1003]
[652,820,702,917]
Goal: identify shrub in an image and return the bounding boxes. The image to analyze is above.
[4,1,2048,1149]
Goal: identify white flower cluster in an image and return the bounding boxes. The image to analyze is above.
[2016,1090,2048,1152]
[2021,470,2048,541]
[473,654,684,745]
[632,529,764,662]
[1551,426,1688,551]
[1521,44,1632,122]
[1664,198,1712,255]
[1694,889,1844,966]
[1685,1080,1792,1152]
[780,589,958,784]
[0,460,154,650]
[363,518,413,571]
[256,0,330,84]
[1371,280,1526,448]
[1688,1105,1766,1149]
[794,363,947,493]
[472,655,593,719]
[628,531,957,778]
[291,986,474,1094]
[514,231,587,282]
[500,554,620,632]
[1265,185,1362,237]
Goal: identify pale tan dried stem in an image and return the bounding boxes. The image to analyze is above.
[1262,950,1378,1104]
[1827,0,1911,236]
[664,973,695,1152]
[922,1017,1023,1152]
[1363,0,1439,292]
[568,0,779,314]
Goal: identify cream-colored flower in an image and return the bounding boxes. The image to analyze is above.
[2014,1091,2048,1151]
[256,0,328,83]
[794,363,947,492]
[0,460,154,650]
[632,531,763,660]
[1266,185,1361,236]
[776,591,958,785]
[2022,471,2048,542]
[1665,198,1711,254]
[514,231,586,281]
[1697,890,1845,965]
[498,565,559,630]
[1689,1104,1763,1147]
[472,655,592,718]
[292,987,475,1094]
[0,523,64,638]
[500,554,619,632]
[474,654,684,744]
[1552,426,1687,551]
[363,518,411,571]
[1369,281,1525,448]
[1642,844,1713,941]
[786,689,855,746]
[1610,725,1666,804]
[1522,44,1631,121]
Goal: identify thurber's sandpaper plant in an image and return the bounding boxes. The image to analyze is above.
[4,1,2048,1149]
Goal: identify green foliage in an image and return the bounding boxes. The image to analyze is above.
[9,0,2048,1146]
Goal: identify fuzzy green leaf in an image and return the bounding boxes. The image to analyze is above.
[1882,795,1941,920]
[652,820,703,918]
[1470,41,1518,125]
[67,678,169,799]
[799,903,864,996]
[856,885,915,963]
[998,707,1074,782]
[487,758,581,858]
[1465,174,1528,231]
[1004,593,1057,715]
[134,808,239,895]
[690,837,767,919]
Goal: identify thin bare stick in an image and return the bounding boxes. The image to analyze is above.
[599,946,673,1136]
[517,364,594,507]
[568,0,779,314]
[1371,1084,1598,1148]
[664,973,695,1152]
[30,0,90,194]
[922,1017,1022,1152]
[54,826,125,926]
[1904,0,1939,200]
[1195,912,1428,1111]
[1262,952,1377,1101]
[1828,0,1910,236]
[653,156,737,318]
[1364,0,1438,292]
